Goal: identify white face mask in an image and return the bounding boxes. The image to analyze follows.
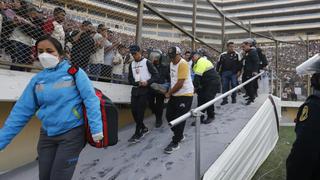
[38,52,60,69]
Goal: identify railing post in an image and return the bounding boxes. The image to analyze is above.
[136,0,144,47]
[192,0,197,51]
[221,15,225,52]
[275,40,279,96]
[191,109,203,180]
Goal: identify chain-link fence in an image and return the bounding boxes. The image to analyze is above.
[0,0,318,94]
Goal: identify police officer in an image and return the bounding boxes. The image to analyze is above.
[252,39,268,97]
[148,49,170,128]
[216,41,242,105]
[241,39,260,105]
[286,54,320,180]
[191,51,221,125]
[128,45,159,143]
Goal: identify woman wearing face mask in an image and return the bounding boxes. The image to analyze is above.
[0,35,103,180]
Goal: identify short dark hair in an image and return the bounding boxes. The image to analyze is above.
[82,20,92,26]
[53,7,66,15]
[35,35,64,56]
[185,51,191,55]
[227,41,234,47]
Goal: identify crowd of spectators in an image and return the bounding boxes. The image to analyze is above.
[0,1,319,89]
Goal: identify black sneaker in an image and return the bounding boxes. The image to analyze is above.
[164,142,180,154]
[245,99,254,106]
[141,127,150,136]
[220,100,228,105]
[232,98,236,104]
[155,118,162,128]
[128,133,143,143]
[202,117,214,124]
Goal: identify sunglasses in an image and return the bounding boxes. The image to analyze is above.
[131,52,137,55]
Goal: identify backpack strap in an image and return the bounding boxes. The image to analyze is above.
[68,65,79,78]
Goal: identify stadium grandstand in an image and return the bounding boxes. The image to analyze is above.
[0,0,320,179]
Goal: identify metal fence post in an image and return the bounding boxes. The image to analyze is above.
[221,15,225,52]
[191,109,203,180]
[275,40,279,96]
[192,0,197,51]
[136,0,144,47]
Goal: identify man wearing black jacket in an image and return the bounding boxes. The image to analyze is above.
[216,41,242,105]
[241,39,260,105]
[148,49,170,128]
[70,21,95,70]
[128,45,159,143]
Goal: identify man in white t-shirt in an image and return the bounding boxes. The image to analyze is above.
[101,29,120,81]
[164,46,194,154]
[112,44,126,83]
[88,24,107,81]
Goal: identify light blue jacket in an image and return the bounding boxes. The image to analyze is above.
[0,60,102,150]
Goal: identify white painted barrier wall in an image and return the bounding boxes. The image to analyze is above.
[0,69,132,104]
[203,96,280,180]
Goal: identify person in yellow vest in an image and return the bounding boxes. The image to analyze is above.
[191,51,221,125]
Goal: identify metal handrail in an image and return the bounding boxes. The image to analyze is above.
[169,70,265,127]
[168,70,265,180]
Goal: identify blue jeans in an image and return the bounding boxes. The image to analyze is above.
[221,71,237,101]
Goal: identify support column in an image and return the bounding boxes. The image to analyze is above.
[135,0,144,47]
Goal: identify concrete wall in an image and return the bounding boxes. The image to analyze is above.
[282,107,299,122]
[0,102,139,173]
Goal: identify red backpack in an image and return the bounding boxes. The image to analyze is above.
[68,66,118,148]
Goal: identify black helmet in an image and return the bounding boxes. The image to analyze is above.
[252,39,257,47]
[149,49,162,63]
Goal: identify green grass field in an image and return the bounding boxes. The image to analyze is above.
[252,126,296,180]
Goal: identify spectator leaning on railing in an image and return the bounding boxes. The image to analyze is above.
[70,20,95,70]
[112,44,126,83]
[42,7,66,48]
[87,24,108,81]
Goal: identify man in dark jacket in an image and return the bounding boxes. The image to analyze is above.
[241,39,260,105]
[148,49,170,128]
[71,20,95,70]
[216,41,242,105]
[128,45,159,143]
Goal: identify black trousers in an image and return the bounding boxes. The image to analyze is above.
[37,125,86,180]
[197,84,218,118]
[286,146,320,180]
[166,96,193,144]
[148,91,165,122]
[131,94,149,133]
[243,71,256,100]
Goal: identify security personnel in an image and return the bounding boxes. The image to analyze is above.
[148,49,170,128]
[128,45,159,143]
[252,39,268,97]
[241,39,259,105]
[286,54,320,180]
[191,51,221,125]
